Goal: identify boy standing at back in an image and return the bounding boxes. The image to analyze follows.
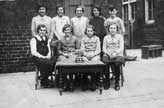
[104,5,125,36]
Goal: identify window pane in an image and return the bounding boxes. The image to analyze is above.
[147,0,155,20]
[148,0,151,9]
[131,2,136,20]
[123,4,128,21]
[124,5,128,21]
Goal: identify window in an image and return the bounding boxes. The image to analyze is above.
[123,4,128,22]
[145,0,155,24]
[131,2,136,20]
[122,0,136,22]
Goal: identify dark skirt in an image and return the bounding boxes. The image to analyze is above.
[32,56,56,78]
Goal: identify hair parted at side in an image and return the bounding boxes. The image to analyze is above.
[37,4,47,12]
[91,5,102,16]
[108,5,116,11]
[75,5,84,13]
[62,24,72,33]
[107,22,119,32]
[56,4,65,13]
[37,24,47,33]
[85,24,97,35]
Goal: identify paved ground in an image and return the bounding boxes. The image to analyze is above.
[0,49,164,108]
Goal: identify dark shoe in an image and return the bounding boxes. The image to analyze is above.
[42,83,54,88]
[41,84,48,88]
[69,82,74,92]
[41,79,47,88]
[91,87,96,91]
[82,85,88,91]
[63,82,69,91]
[47,83,54,88]
[104,83,110,90]
[69,87,74,92]
[103,79,110,90]
[81,77,88,91]
[115,83,120,91]
[81,83,88,91]
[63,86,68,92]
[89,83,96,91]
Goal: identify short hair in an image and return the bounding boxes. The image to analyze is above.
[107,23,119,32]
[62,24,72,33]
[36,24,47,33]
[91,6,102,16]
[75,5,84,13]
[85,25,96,35]
[56,5,65,13]
[37,4,47,12]
[108,5,116,11]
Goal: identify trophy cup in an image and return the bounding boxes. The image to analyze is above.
[75,50,84,63]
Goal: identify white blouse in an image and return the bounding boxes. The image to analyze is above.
[103,34,124,57]
[31,15,52,38]
[71,16,89,40]
[51,16,70,40]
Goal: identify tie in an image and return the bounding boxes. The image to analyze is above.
[41,36,44,41]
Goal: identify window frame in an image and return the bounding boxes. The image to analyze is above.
[122,0,137,22]
[145,0,155,24]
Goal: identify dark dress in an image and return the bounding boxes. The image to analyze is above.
[32,37,55,86]
[89,16,106,57]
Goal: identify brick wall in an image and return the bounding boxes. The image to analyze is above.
[142,0,164,47]
[0,0,58,73]
[0,26,33,73]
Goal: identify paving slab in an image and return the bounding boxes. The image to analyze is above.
[0,49,164,108]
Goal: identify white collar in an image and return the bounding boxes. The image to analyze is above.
[35,35,45,41]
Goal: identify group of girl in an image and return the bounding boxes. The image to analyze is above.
[30,4,126,91]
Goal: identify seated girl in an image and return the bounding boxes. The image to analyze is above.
[30,24,56,88]
[58,24,80,61]
[58,24,80,91]
[103,23,124,91]
[81,25,101,61]
[80,25,101,91]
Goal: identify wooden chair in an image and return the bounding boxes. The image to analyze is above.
[102,56,125,89]
[110,63,124,86]
[35,66,40,90]
[35,65,56,90]
[34,45,58,90]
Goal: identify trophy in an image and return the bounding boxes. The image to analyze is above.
[75,50,84,63]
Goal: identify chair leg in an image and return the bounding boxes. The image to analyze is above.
[35,67,39,90]
[54,67,59,87]
[35,84,37,90]
[120,65,124,87]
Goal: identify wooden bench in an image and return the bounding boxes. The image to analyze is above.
[141,45,163,59]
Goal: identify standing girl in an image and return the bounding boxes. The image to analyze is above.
[89,6,106,57]
[31,5,52,38]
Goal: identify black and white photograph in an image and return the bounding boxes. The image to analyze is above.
[0,0,164,108]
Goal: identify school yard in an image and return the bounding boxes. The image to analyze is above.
[0,49,164,108]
